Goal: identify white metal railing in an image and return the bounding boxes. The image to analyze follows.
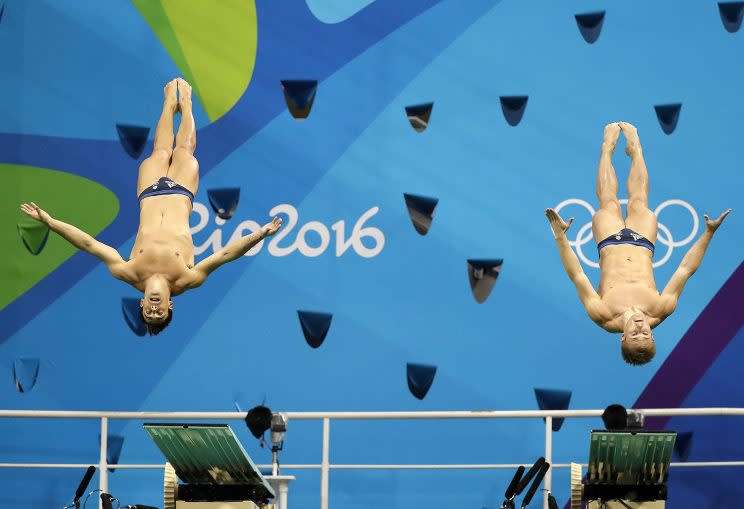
[2,408,744,509]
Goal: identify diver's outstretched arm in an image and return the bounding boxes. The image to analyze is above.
[546,208,610,324]
[662,209,731,309]
[20,202,129,280]
[191,217,282,286]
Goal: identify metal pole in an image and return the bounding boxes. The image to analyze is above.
[544,416,552,509]
[279,481,289,509]
[99,417,108,509]
[320,418,330,509]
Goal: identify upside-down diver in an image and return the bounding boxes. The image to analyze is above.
[545,122,730,365]
[21,78,282,334]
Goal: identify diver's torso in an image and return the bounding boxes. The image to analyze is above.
[598,244,664,328]
[128,194,196,294]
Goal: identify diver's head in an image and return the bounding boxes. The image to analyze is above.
[620,309,655,365]
[140,275,173,335]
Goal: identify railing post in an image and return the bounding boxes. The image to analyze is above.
[99,417,109,509]
[544,416,552,509]
[320,417,330,509]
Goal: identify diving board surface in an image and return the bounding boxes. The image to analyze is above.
[144,423,275,499]
[587,430,676,485]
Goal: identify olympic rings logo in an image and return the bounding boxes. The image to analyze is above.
[554,198,699,268]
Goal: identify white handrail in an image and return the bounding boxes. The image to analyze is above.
[3,461,744,470]
[1,407,743,419]
[2,407,743,509]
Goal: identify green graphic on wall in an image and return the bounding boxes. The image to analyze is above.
[132,0,258,122]
[0,165,119,310]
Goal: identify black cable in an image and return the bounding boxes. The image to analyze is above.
[536,488,559,509]
[81,489,102,509]
[98,492,119,509]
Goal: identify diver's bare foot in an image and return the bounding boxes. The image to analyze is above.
[602,122,621,152]
[176,77,192,109]
[164,79,178,111]
[619,122,642,157]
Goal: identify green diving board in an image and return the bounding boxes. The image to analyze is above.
[144,423,275,500]
[587,430,676,485]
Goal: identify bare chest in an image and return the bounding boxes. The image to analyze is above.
[600,285,662,319]
[132,229,194,262]
[130,240,193,282]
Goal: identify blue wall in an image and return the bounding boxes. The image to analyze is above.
[1,0,743,508]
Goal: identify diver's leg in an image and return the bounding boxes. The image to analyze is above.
[137,79,178,196]
[166,78,199,195]
[621,122,657,243]
[592,123,625,242]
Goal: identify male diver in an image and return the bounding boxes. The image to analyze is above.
[20,78,282,334]
[545,122,730,364]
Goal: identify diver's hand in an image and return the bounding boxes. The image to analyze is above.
[20,202,52,225]
[705,209,731,234]
[261,217,283,237]
[545,208,574,238]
